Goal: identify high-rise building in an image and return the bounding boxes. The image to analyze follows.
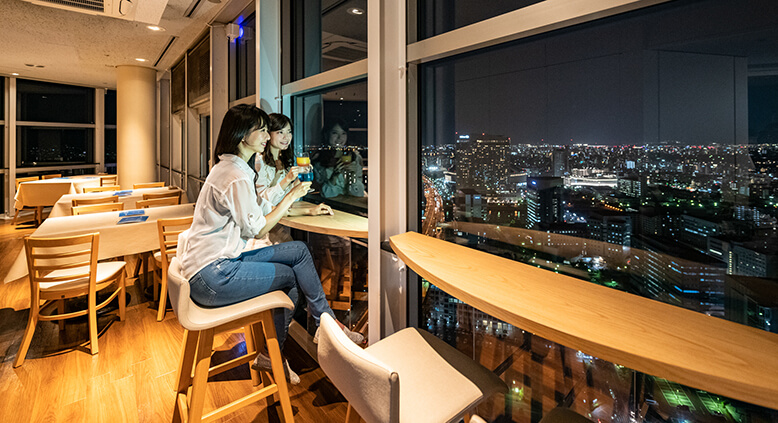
[526,176,564,229]
[455,134,510,195]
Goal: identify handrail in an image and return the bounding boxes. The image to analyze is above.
[389,231,778,410]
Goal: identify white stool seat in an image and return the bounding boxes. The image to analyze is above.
[318,313,508,423]
[167,257,294,330]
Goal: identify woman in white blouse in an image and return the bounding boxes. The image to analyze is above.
[249,113,331,248]
[178,104,363,384]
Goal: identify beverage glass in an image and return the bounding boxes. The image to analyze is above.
[340,153,353,164]
[296,152,311,167]
[296,153,314,185]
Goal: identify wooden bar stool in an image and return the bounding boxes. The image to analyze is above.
[166,257,296,423]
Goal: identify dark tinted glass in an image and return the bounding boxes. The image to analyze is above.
[17,127,94,167]
[293,80,367,215]
[17,79,94,123]
[230,13,256,101]
[105,89,116,125]
[0,78,4,117]
[105,127,116,172]
[289,0,367,81]
[414,0,545,41]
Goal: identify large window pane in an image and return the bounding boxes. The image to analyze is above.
[419,0,778,420]
[414,0,544,41]
[17,79,94,123]
[17,127,94,167]
[293,80,367,215]
[288,0,367,82]
[104,89,116,126]
[105,128,116,174]
[230,13,256,101]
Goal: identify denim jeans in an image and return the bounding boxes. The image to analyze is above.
[188,241,335,347]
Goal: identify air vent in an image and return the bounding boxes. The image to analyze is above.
[38,0,104,13]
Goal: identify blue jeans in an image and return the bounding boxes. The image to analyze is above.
[188,241,335,347]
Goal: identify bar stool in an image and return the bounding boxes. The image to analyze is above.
[166,257,296,423]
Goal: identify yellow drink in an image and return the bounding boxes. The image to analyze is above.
[296,156,310,166]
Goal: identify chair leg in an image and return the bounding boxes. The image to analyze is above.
[88,290,99,355]
[13,306,39,368]
[118,272,126,321]
[188,329,214,422]
[345,403,362,423]
[12,209,19,225]
[57,300,66,331]
[156,271,167,322]
[36,206,43,225]
[261,312,294,423]
[174,330,198,394]
[244,325,261,386]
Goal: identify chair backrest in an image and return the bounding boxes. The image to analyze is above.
[16,176,39,189]
[167,257,192,324]
[133,182,165,189]
[157,217,193,275]
[137,196,179,209]
[42,174,62,180]
[318,313,400,423]
[100,175,118,186]
[72,196,119,207]
[72,202,125,215]
[143,191,182,202]
[83,185,120,193]
[25,233,99,290]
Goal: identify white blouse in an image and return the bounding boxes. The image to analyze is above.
[254,157,289,205]
[178,154,272,280]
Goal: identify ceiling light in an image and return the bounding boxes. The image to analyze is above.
[347,7,364,15]
[11,72,19,76]
[135,58,147,62]
[147,25,165,31]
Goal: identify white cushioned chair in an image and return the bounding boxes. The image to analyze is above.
[317,313,508,423]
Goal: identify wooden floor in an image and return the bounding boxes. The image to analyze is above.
[0,216,350,423]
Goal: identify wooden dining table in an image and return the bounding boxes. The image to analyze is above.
[279,201,367,238]
[4,203,196,283]
[48,186,186,218]
[13,175,103,210]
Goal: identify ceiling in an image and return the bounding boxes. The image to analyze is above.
[0,0,223,89]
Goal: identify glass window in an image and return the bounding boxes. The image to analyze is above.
[293,80,367,215]
[17,79,94,123]
[200,115,211,178]
[417,0,778,420]
[288,0,367,82]
[104,128,116,174]
[230,13,256,101]
[105,89,116,126]
[414,0,544,41]
[17,127,94,167]
[188,36,211,106]
[0,77,5,118]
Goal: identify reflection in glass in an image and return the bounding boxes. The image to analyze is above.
[17,127,94,167]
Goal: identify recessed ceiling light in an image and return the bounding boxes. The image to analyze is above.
[347,7,364,15]
[11,72,19,76]
[146,25,165,31]
[135,58,147,62]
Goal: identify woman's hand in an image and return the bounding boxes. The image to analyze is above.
[306,203,333,216]
[282,167,302,186]
[289,181,312,201]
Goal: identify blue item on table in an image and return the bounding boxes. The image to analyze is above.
[117,215,149,224]
[119,209,145,217]
[113,190,133,197]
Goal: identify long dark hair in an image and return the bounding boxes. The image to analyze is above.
[262,113,294,169]
[213,104,269,164]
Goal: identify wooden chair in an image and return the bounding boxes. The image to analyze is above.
[317,313,508,423]
[99,175,118,186]
[152,216,193,321]
[72,196,120,207]
[83,185,120,193]
[133,182,165,189]
[42,174,62,179]
[72,202,124,216]
[166,257,295,422]
[142,191,182,202]
[14,233,126,367]
[13,176,41,225]
[137,196,180,209]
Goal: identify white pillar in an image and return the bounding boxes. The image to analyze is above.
[117,65,157,189]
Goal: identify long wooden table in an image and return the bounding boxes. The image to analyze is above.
[14,175,103,210]
[389,231,778,411]
[49,187,185,218]
[4,203,196,283]
[279,201,367,238]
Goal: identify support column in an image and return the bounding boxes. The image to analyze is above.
[117,65,157,189]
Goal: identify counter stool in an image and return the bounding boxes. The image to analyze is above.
[317,313,508,423]
[166,257,296,423]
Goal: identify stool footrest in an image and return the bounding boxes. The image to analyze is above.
[208,351,257,378]
[201,384,279,423]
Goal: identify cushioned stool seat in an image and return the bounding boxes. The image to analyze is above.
[167,257,295,423]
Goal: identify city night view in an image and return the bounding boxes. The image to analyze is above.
[417,0,778,421]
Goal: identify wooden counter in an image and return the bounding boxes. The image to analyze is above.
[389,231,778,410]
[279,201,367,238]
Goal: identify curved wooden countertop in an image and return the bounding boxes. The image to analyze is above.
[279,201,367,238]
[389,231,778,410]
